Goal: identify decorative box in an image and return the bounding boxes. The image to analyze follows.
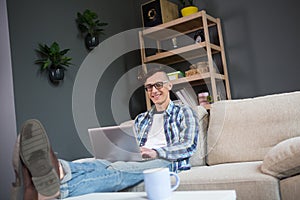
[141,0,178,27]
[167,71,184,80]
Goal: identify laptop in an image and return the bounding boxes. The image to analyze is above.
[88,124,144,162]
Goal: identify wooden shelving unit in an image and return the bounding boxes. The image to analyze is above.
[139,10,231,110]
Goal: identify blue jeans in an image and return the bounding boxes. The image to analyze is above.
[59,159,171,198]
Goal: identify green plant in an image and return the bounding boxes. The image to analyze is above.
[207,95,213,103]
[179,0,194,7]
[76,9,108,37]
[35,42,72,70]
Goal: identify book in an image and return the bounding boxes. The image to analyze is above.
[175,90,190,106]
[175,87,198,107]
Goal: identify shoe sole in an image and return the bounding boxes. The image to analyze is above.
[19,119,60,197]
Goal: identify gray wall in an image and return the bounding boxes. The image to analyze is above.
[0,0,17,199]
[7,0,142,161]
[198,0,300,98]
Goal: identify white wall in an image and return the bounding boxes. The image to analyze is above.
[0,0,18,198]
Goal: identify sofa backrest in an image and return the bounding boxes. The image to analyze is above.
[206,91,300,165]
[189,106,209,167]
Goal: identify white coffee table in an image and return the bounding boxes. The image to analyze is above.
[66,190,236,200]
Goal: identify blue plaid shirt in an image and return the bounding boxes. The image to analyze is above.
[134,101,200,172]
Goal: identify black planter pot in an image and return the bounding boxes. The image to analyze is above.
[85,34,99,50]
[49,67,64,82]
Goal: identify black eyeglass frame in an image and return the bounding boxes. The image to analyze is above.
[144,81,169,92]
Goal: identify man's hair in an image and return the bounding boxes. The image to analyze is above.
[142,67,169,83]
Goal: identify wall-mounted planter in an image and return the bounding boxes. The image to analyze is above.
[35,42,73,84]
[76,9,108,51]
[49,67,65,82]
[85,34,99,50]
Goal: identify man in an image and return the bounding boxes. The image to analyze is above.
[15,68,200,199]
[135,68,200,172]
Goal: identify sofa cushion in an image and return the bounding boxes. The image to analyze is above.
[127,161,280,200]
[280,174,300,200]
[261,137,300,179]
[207,91,300,165]
[189,106,208,167]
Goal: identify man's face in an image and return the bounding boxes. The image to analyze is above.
[144,72,172,108]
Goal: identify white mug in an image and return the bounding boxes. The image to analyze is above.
[143,167,180,200]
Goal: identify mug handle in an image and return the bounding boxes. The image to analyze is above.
[169,172,180,191]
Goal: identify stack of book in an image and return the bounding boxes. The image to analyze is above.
[175,88,198,107]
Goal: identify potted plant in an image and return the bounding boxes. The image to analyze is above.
[179,0,199,17]
[76,9,108,50]
[35,42,73,82]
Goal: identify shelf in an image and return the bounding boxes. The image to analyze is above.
[145,42,221,65]
[171,73,226,86]
[139,10,231,110]
[142,11,218,41]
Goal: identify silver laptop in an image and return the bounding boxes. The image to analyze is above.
[88,124,144,162]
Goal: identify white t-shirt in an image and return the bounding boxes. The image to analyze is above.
[143,113,167,149]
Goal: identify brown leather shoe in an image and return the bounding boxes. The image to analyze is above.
[50,147,60,177]
[19,119,60,197]
[11,135,22,200]
[22,162,38,200]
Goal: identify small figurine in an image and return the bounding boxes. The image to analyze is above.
[194,31,205,43]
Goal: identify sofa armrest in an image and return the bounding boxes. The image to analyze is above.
[261,137,300,179]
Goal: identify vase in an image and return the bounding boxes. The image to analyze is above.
[49,67,64,82]
[85,34,99,50]
[181,6,199,17]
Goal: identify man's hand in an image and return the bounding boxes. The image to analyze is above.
[140,147,158,159]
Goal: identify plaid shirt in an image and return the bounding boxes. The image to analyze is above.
[134,101,200,172]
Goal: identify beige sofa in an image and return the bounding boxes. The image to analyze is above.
[128,91,300,200]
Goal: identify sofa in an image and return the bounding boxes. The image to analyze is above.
[127,91,300,200]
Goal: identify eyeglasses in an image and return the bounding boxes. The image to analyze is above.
[144,81,168,92]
